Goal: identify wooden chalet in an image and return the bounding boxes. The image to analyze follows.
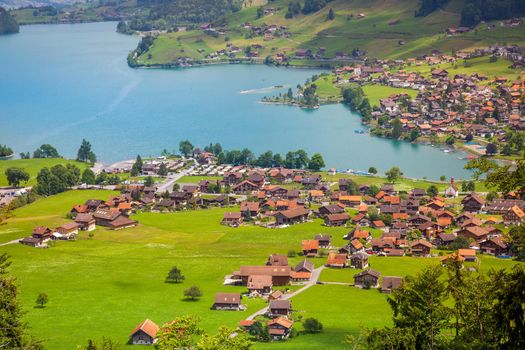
[503,205,525,226]
[480,237,508,256]
[324,213,350,226]
[221,212,242,226]
[326,252,348,268]
[381,276,403,294]
[267,317,293,340]
[269,300,292,317]
[235,266,291,286]
[462,193,486,213]
[314,234,331,248]
[354,269,381,288]
[130,319,159,345]
[350,252,369,269]
[74,213,96,231]
[267,254,288,266]
[410,239,432,256]
[240,201,260,219]
[212,293,243,310]
[247,275,273,295]
[275,207,310,225]
[301,240,319,257]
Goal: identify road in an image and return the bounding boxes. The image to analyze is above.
[156,161,196,194]
[245,265,325,321]
[0,239,21,247]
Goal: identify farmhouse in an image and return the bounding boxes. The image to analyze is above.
[212,293,243,310]
[314,234,332,248]
[247,275,273,295]
[130,319,159,345]
[74,213,96,231]
[318,204,345,217]
[267,317,293,340]
[326,252,348,268]
[233,180,259,194]
[350,252,369,269]
[20,226,53,247]
[267,254,288,266]
[54,222,79,240]
[221,212,242,226]
[410,239,432,256]
[462,193,486,213]
[325,213,350,226]
[235,266,292,286]
[301,240,319,257]
[275,207,310,225]
[503,205,525,225]
[480,237,508,256]
[240,201,260,219]
[381,276,403,294]
[458,249,477,262]
[354,269,381,288]
[269,299,292,317]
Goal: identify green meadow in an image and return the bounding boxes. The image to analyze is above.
[0,158,89,187]
[0,189,520,349]
[138,0,525,66]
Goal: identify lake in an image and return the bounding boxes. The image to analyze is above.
[0,22,472,179]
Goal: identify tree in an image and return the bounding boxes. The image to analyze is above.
[440,175,446,182]
[327,7,334,20]
[5,167,29,188]
[156,315,204,350]
[409,128,420,141]
[385,166,403,184]
[33,144,60,158]
[449,236,471,250]
[172,183,180,192]
[166,266,185,283]
[387,265,449,349]
[426,185,439,197]
[391,118,402,139]
[131,155,143,176]
[196,326,252,350]
[486,143,497,156]
[81,168,96,185]
[308,153,325,171]
[158,162,168,176]
[446,135,456,145]
[144,176,154,187]
[303,318,323,334]
[509,225,525,261]
[179,140,194,157]
[77,139,96,163]
[287,88,293,99]
[0,254,42,349]
[256,6,264,18]
[35,293,48,308]
[368,166,378,175]
[184,286,203,301]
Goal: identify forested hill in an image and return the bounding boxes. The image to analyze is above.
[136,0,244,23]
[0,6,18,34]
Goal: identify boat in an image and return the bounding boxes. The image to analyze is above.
[354,129,365,134]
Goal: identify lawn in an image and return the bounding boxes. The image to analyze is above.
[176,175,223,184]
[0,158,89,187]
[362,85,418,108]
[1,190,521,349]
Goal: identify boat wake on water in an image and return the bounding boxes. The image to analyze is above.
[240,85,288,94]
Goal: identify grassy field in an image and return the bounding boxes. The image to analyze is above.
[137,0,525,66]
[0,158,90,187]
[1,190,520,349]
[176,175,223,183]
[362,85,418,107]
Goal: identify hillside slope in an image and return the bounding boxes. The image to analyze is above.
[0,6,18,34]
[133,0,525,67]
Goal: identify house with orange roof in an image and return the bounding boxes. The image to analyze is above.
[458,249,477,262]
[504,205,525,226]
[301,240,319,257]
[130,319,159,345]
[267,317,293,340]
[326,252,348,268]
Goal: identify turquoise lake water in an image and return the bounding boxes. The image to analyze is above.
[0,22,473,179]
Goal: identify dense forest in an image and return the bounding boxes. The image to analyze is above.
[137,0,243,24]
[0,6,18,34]
[461,0,525,26]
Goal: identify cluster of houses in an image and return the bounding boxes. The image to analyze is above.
[19,195,139,248]
[332,47,525,141]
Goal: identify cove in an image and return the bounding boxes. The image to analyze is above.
[0,22,472,180]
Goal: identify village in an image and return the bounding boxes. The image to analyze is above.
[12,150,524,346]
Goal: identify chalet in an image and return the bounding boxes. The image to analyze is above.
[435,233,456,246]
[504,205,525,226]
[338,178,355,192]
[233,180,259,194]
[302,240,319,257]
[457,226,489,242]
[85,199,103,211]
[130,319,159,345]
[326,252,348,268]
[54,222,79,240]
[267,254,288,266]
[462,193,486,213]
[410,239,432,256]
[344,227,371,241]
[74,213,96,231]
[267,186,288,198]
[350,252,369,269]
[108,215,138,230]
[221,212,242,227]
[295,48,311,58]
[318,204,345,217]
[354,269,381,288]
[480,237,508,256]
[486,199,525,214]
[93,209,121,226]
[314,234,331,248]
[408,214,431,227]
[410,188,426,198]
[247,275,273,295]
[381,276,403,294]
[212,293,243,311]
[235,266,291,286]
[339,195,361,207]
[301,175,321,188]
[325,213,350,226]
[269,299,292,317]
[248,173,265,186]
[70,204,88,218]
[223,172,243,185]
[294,259,314,273]
[268,290,283,301]
[387,248,406,257]
[275,208,310,226]
[267,317,293,340]
[240,201,260,219]
[380,184,395,194]
[431,68,449,78]
[458,249,477,262]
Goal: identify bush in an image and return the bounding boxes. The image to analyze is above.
[303,318,323,334]
[287,249,296,257]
